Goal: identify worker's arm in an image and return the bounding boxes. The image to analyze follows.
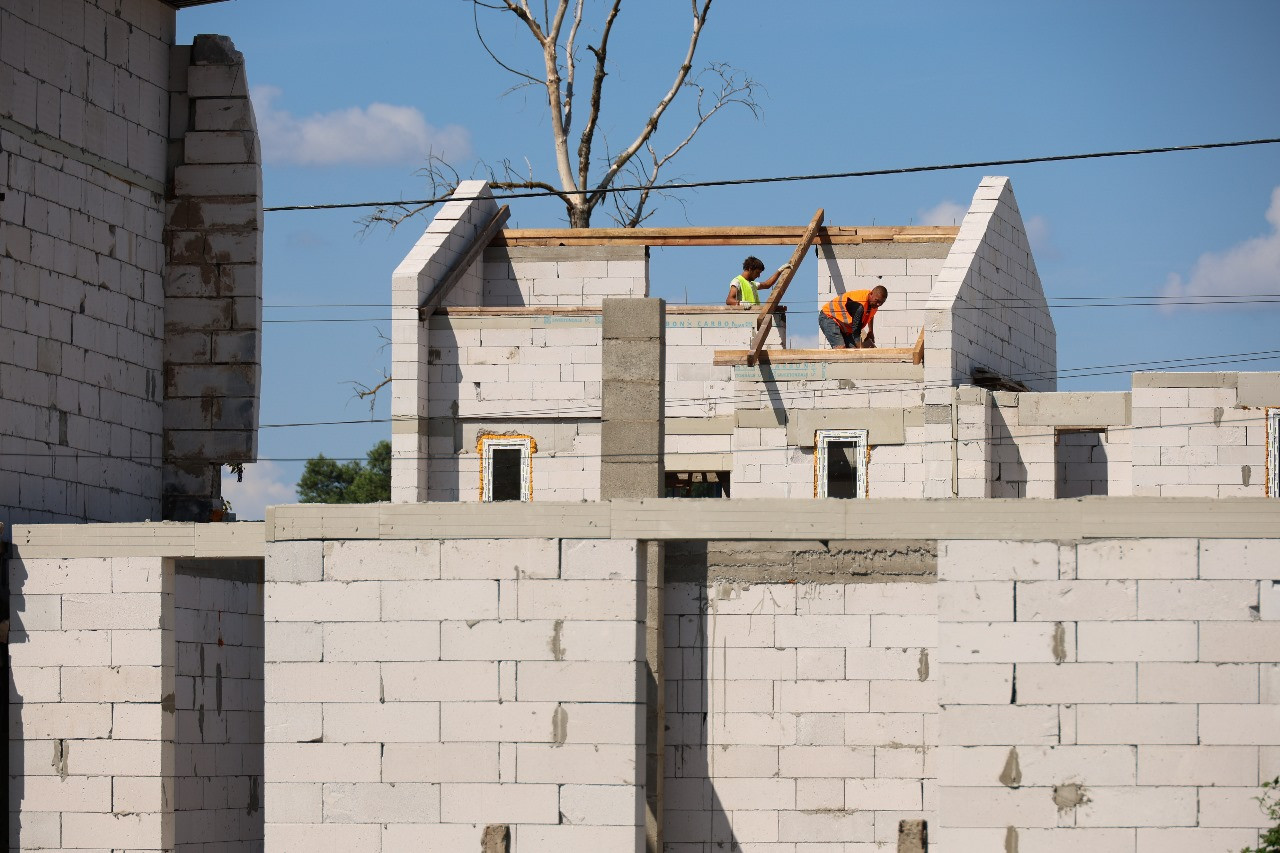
[725,284,741,306]
[756,263,793,292]
[862,314,877,348]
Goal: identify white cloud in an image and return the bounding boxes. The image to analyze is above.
[1023,214,1058,260]
[1161,186,1280,311]
[222,460,296,521]
[917,200,967,226]
[252,85,471,166]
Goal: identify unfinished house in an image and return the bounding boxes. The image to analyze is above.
[392,178,1280,503]
[392,176,1058,504]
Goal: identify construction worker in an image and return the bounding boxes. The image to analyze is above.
[725,256,792,307]
[819,285,888,349]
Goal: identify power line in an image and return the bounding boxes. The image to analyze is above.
[260,296,1280,324]
[1,411,1270,464]
[261,136,1280,213]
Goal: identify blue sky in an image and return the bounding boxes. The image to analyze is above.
[177,0,1280,518]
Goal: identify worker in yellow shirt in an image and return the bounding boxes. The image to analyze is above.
[725,256,792,307]
[819,286,888,348]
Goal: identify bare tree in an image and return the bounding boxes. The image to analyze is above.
[367,0,759,230]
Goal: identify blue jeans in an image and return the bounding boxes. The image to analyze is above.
[818,304,864,348]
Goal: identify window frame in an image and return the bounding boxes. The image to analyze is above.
[478,434,535,502]
[1268,408,1279,498]
[814,428,869,499]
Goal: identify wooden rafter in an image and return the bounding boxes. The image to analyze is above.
[744,209,825,367]
[418,205,511,319]
[492,224,957,247]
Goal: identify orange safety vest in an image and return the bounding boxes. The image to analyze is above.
[821,290,877,333]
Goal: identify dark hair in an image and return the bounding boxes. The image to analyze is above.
[742,256,765,272]
[871,285,889,300]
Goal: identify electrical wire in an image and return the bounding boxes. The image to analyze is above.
[1,411,1271,464]
[261,136,1280,213]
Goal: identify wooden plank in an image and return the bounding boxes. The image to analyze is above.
[417,204,510,318]
[494,224,958,247]
[713,347,916,366]
[912,327,926,365]
[745,209,825,366]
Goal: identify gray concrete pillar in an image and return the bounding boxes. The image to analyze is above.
[600,298,665,852]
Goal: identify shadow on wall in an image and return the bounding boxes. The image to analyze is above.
[663,543,741,852]
[990,404,1028,499]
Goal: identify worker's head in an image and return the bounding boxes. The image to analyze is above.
[869,285,889,308]
[742,256,765,280]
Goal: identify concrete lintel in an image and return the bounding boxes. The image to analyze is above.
[1237,373,1280,406]
[736,408,787,429]
[666,416,735,435]
[664,453,733,470]
[787,408,907,446]
[392,417,423,435]
[9,522,266,558]
[267,502,611,542]
[1133,372,1239,389]
[1019,392,1131,427]
[666,538,937,584]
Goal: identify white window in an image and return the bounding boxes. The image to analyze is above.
[1269,408,1279,498]
[815,429,868,499]
[479,435,534,502]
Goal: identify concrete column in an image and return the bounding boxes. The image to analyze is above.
[600,298,665,852]
[162,35,263,521]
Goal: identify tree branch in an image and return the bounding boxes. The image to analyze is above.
[473,1,541,83]
[577,0,621,196]
[587,0,712,212]
[562,0,585,136]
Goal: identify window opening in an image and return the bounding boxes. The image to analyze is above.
[1055,428,1109,498]
[665,471,731,498]
[479,434,535,502]
[814,429,868,498]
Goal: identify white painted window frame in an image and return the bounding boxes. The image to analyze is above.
[1269,408,1279,498]
[480,435,534,502]
[814,428,868,499]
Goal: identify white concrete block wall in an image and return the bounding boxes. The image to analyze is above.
[1,0,177,522]
[936,538,1280,852]
[1130,373,1275,498]
[8,553,175,850]
[483,247,648,307]
[924,177,1057,394]
[173,567,264,849]
[665,579,938,850]
[263,537,646,852]
[391,181,499,503]
[816,246,948,349]
[990,392,1134,499]
[730,378,930,499]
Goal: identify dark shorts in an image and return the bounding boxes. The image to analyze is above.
[818,304,864,348]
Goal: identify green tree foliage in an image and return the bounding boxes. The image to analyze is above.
[297,440,391,504]
[1242,777,1280,853]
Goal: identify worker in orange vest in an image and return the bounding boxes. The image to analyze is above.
[819,286,888,348]
[725,255,793,307]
